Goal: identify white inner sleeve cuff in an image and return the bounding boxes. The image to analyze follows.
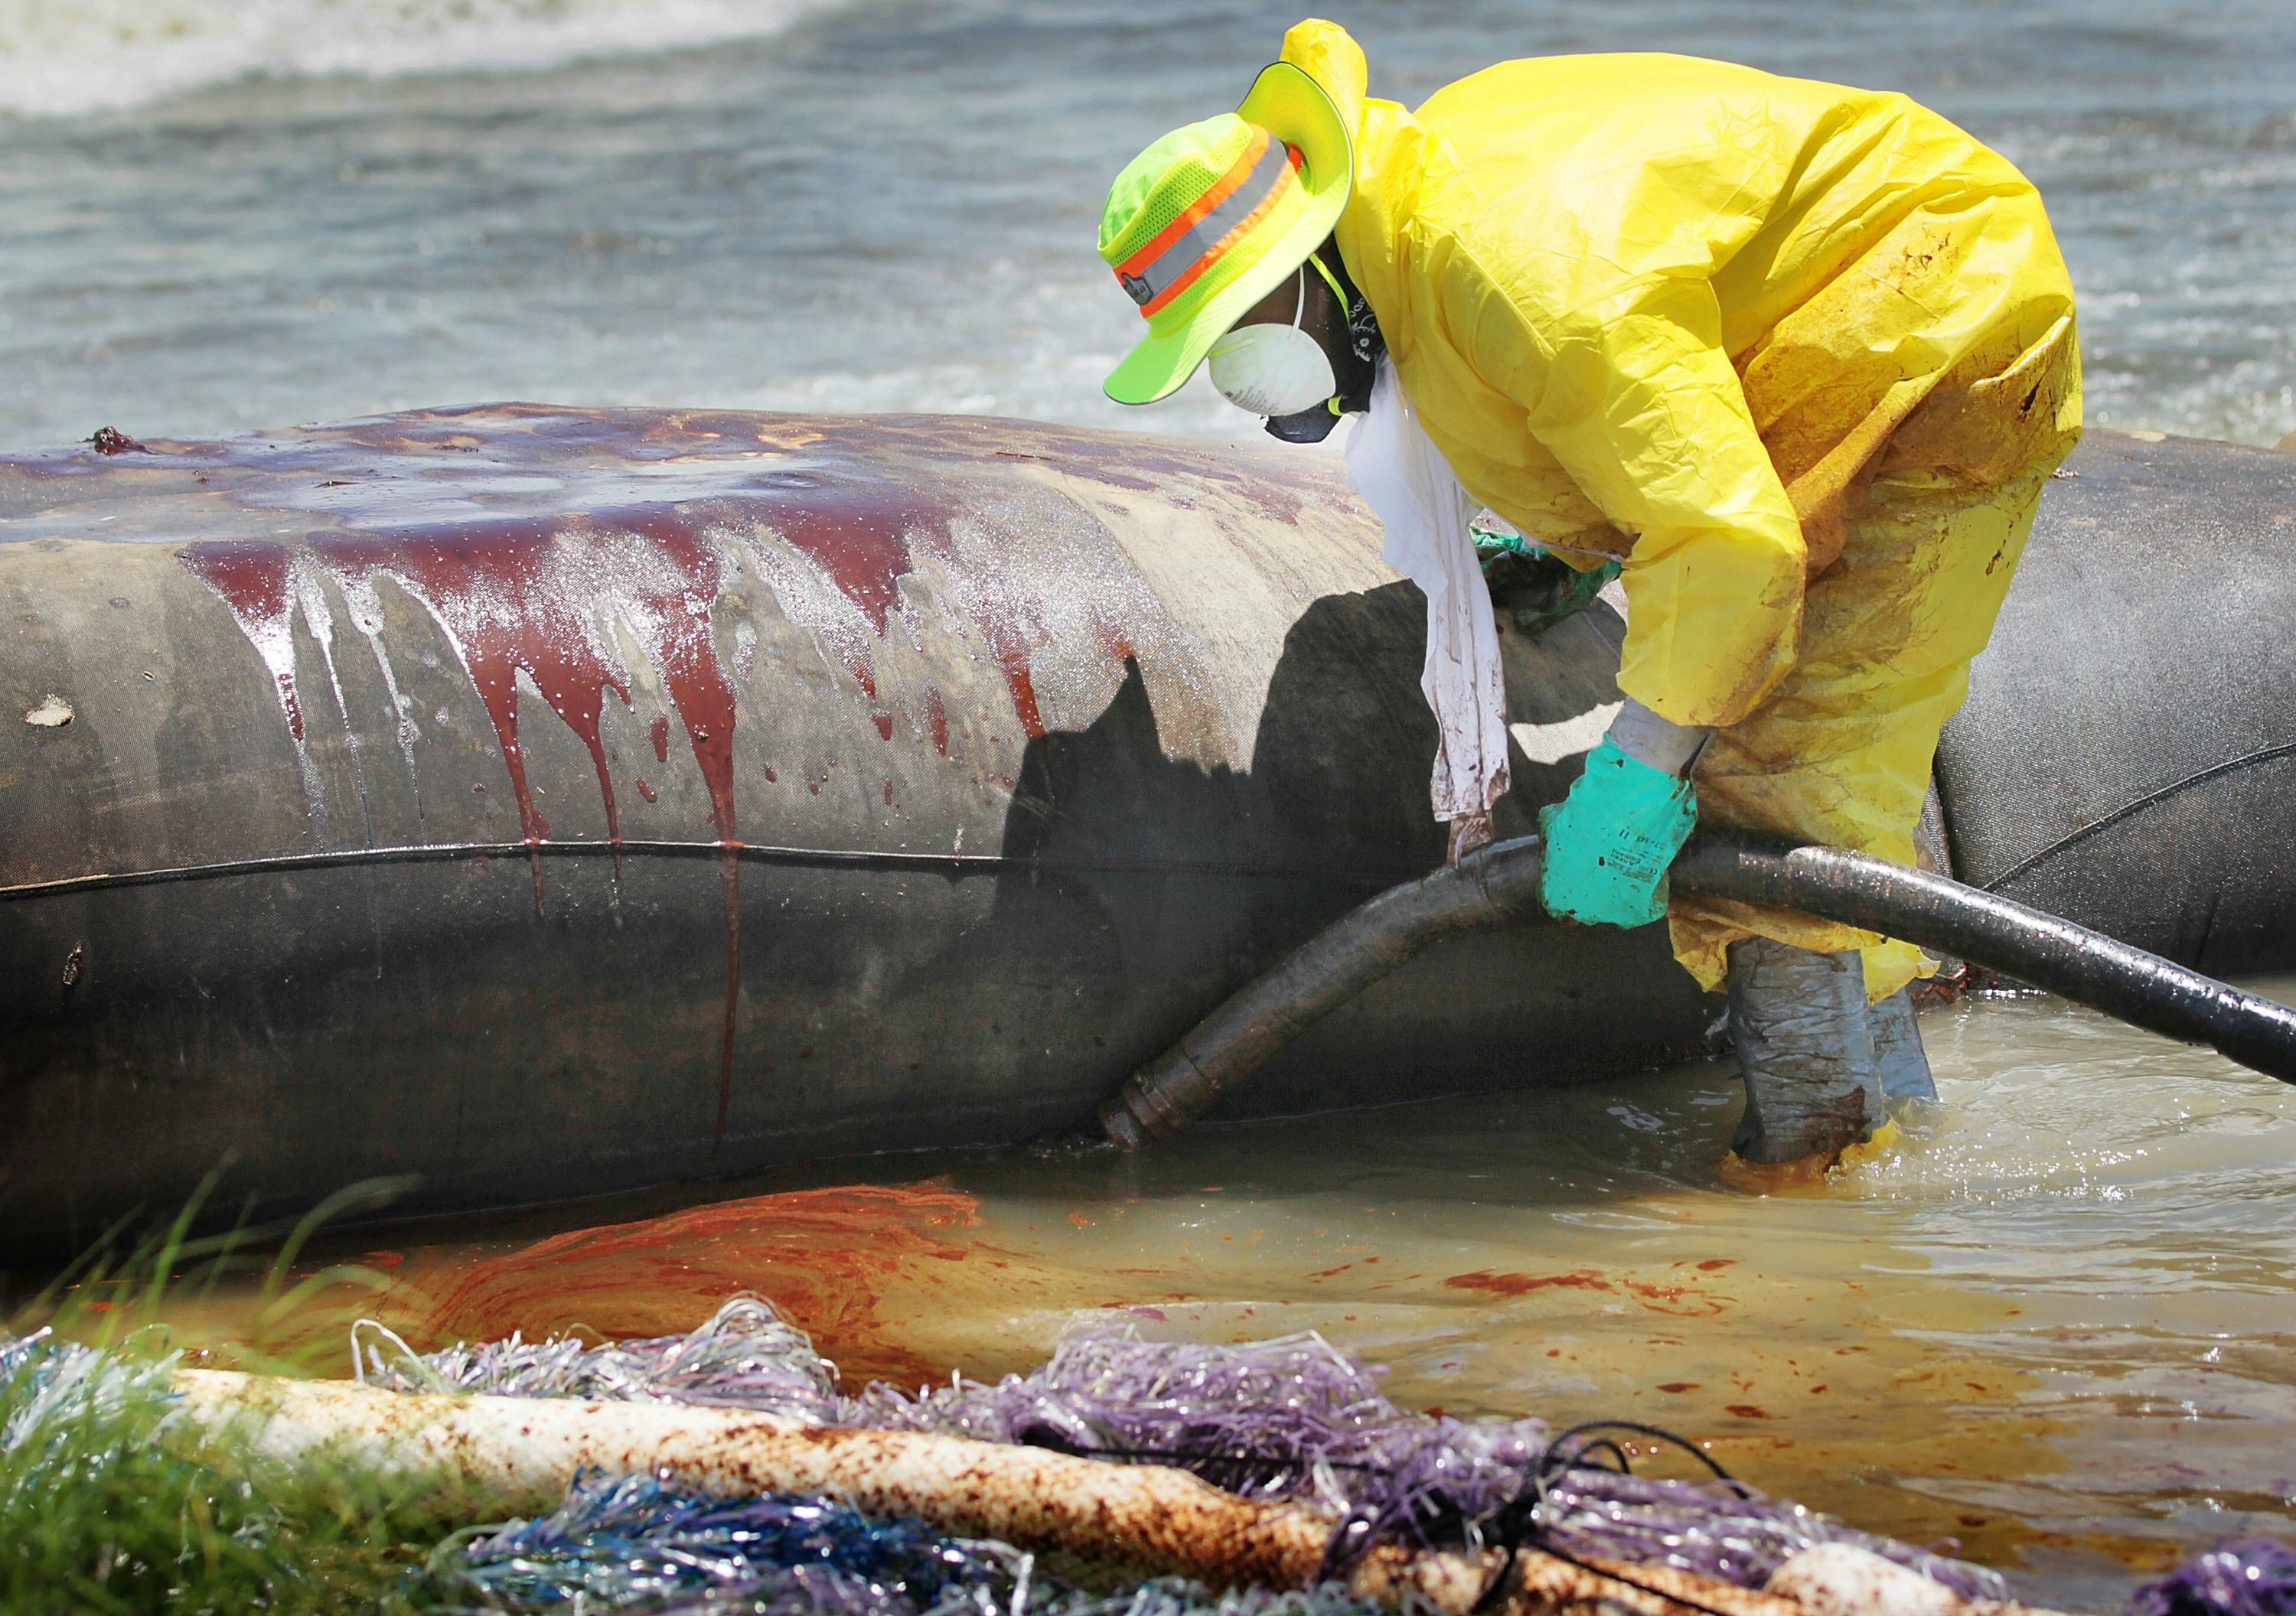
[1606,697,1713,777]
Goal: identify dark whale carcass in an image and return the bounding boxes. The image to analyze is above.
[1,409,2290,1253]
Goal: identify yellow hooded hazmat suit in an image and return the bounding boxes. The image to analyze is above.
[1283,21,2082,999]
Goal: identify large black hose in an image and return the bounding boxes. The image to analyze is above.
[1099,832,2296,1148]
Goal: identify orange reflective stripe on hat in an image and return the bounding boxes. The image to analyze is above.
[1115,133,1303,318]
[1098,59,1352,406]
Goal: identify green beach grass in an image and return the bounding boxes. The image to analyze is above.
[0,1180,459,1615]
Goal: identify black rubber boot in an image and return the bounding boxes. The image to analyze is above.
[1870,984,1942,1128]
[1725,937,1888,1164]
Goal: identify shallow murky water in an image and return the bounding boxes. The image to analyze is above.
[249,978,2295,1611]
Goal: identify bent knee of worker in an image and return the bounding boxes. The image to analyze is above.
[1688,677,1961,852]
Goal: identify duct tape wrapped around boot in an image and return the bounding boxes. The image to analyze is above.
[1725,937,1893,1166]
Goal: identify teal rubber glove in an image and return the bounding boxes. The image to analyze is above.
[1538,738,1698,927]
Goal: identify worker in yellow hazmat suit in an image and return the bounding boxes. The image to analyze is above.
[1097,21,2080,1168]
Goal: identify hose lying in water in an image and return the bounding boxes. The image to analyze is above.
[168,1369,1762,1616]
[168,1367,2066,1616]
[1099,832,2296,1147]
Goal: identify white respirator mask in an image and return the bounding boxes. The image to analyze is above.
[1206,266,1336,419]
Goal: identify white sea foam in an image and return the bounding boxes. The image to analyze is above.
[0,0,834,118]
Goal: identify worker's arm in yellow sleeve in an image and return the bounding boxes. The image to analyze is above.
[1457,262,1809,728]
[1538,276,1807,726]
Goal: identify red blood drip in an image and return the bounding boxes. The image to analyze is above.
[550,669,630,878]
[992,638,1046,739]
[179,540,304,742]
[751,478,934,637]
[636,777,657,803]
[950,582,1048,743]
[882,778,893,806]
[872,712,894,742]
[751,474,1055,747]
[753,476,1045,737]
[713,852,742,1156]
[592,511,745,1151]
[922,688,949,755]
[314,521,605,912]
[611,510,739,845]
[649,714,671,763]
[308,510,743,1121]
[762,764,778,784]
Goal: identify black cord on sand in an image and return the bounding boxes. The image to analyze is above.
[1472,1419,1752,1616]
[1016,1414,1756,1614]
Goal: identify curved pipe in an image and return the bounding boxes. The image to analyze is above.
[1671,839,2296,1077]
[1099,833,2296,1148]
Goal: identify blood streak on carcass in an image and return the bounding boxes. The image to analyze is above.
[178,539,330,829]
[921,688,949,755]
[609,510,748,1156]
[306,510,750,1148]
[179,541,305,743]
[171,419,1170,1164]
[649,714,671,763]
[309,520,627,911]
[602,510,739,849]
[744,474,1049,741]
[993,640,1045,738]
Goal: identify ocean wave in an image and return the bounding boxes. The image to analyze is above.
[0,0,838,118]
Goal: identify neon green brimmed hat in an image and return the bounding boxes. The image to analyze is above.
[1099,61,1352,406]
